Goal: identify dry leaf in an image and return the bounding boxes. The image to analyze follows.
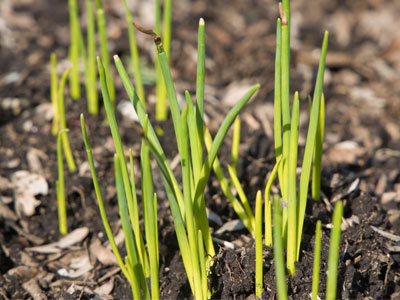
[27,227,89,254]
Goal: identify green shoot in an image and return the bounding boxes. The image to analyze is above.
[97,56,149,273]
[154,0,167,121]
[286,91,299,275]
[115,154,150,299]
[85,0,98,115]
[311,220,322,300]
[56,130,67,235]
[273,18,282,186]
[140,130,158,295]
[80,114,138,296]
[264,155,283,246]
[195,18,205,155]
[296,31,329,260]
[58,68,76,172]
[95,0,115,106]
[312,93,325,200]
[255,190,263,298]
[121,0,145,107]
[273,194,288,300]
[50,53,59,136]
[326,201,343,300]
[68,0,81,100]
[231,116,241,173]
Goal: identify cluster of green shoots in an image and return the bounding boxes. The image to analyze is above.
[66,0,172,115]
[81,18,259,299]
[51,0,345,299]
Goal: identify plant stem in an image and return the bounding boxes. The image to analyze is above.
[326,201,343,300]
[311,220,322,300]
[273,195,288,300]
[312,93,325,200]
[255,190,263,298]
[287,92,299,275]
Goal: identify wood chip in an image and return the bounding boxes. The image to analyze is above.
[22,278,47,300]
[27,227,89,253]
[371,226,400,242]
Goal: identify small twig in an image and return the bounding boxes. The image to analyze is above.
[132,21,163,52]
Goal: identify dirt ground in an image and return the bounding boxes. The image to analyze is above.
[0,0,399,299]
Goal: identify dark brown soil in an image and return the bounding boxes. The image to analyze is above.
[1,0,400,299]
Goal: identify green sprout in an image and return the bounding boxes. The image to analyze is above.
[85,0,98,115]
[81,112,159,299]
[255,190,263,298]
[154,0,172,121]
[56,130,68,235]
[94,0,115,107]
[110,16,259,298]
[121,0,146,107]
[326,201,343,300]
[58,68,76,172]
[68,0,81,100]
[50,53,59,136]
[311,220,322,300]
[273,195,288,300]
[271,0,329,275]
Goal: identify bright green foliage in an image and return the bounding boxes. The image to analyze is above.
[326,201,343,300]
[85,0,98,115]
[264,155,282,247]
[81,112,159,299]
[68,0,81,100]
[273,195,288,300]
[121,0,146,107]
[56,131,67,235]
[255,190,263,298]
[58,69,76,172]
[95,1,115,106]
[112,16,259,297]
[271,0,329,274]
[312,220,322,300]
[50,53,59,136]
[312,93,325,200]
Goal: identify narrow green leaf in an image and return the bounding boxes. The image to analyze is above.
[264,155,282,246]
[122,0,145,106]
[58,68,76,172]
[273,195,288,300]
[287,92,299,275]
[50,53,59,135]
[231,116,241,173]
[297,31,329,259]
[57,131,67,235]
[326,201,343,300]
[255,190,263,298]
[311,220,322,300]
[312,93,325,200]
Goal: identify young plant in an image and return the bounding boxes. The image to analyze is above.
[94,0,115,106]
[81,113,158,299]
[58,68,76,172]
[272,0,329,274]
[56,130,68,235]
[154,0,172,121]
[121,0,146,107]
[68,0,81,100]
[311,220,322,300]
[85,0,98,115]
[255,190,263,298]
[50,53,59,136]
[326,201,343,300]
[111,16,259,298]
[273,194,288,300]
[311,93,325,200]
